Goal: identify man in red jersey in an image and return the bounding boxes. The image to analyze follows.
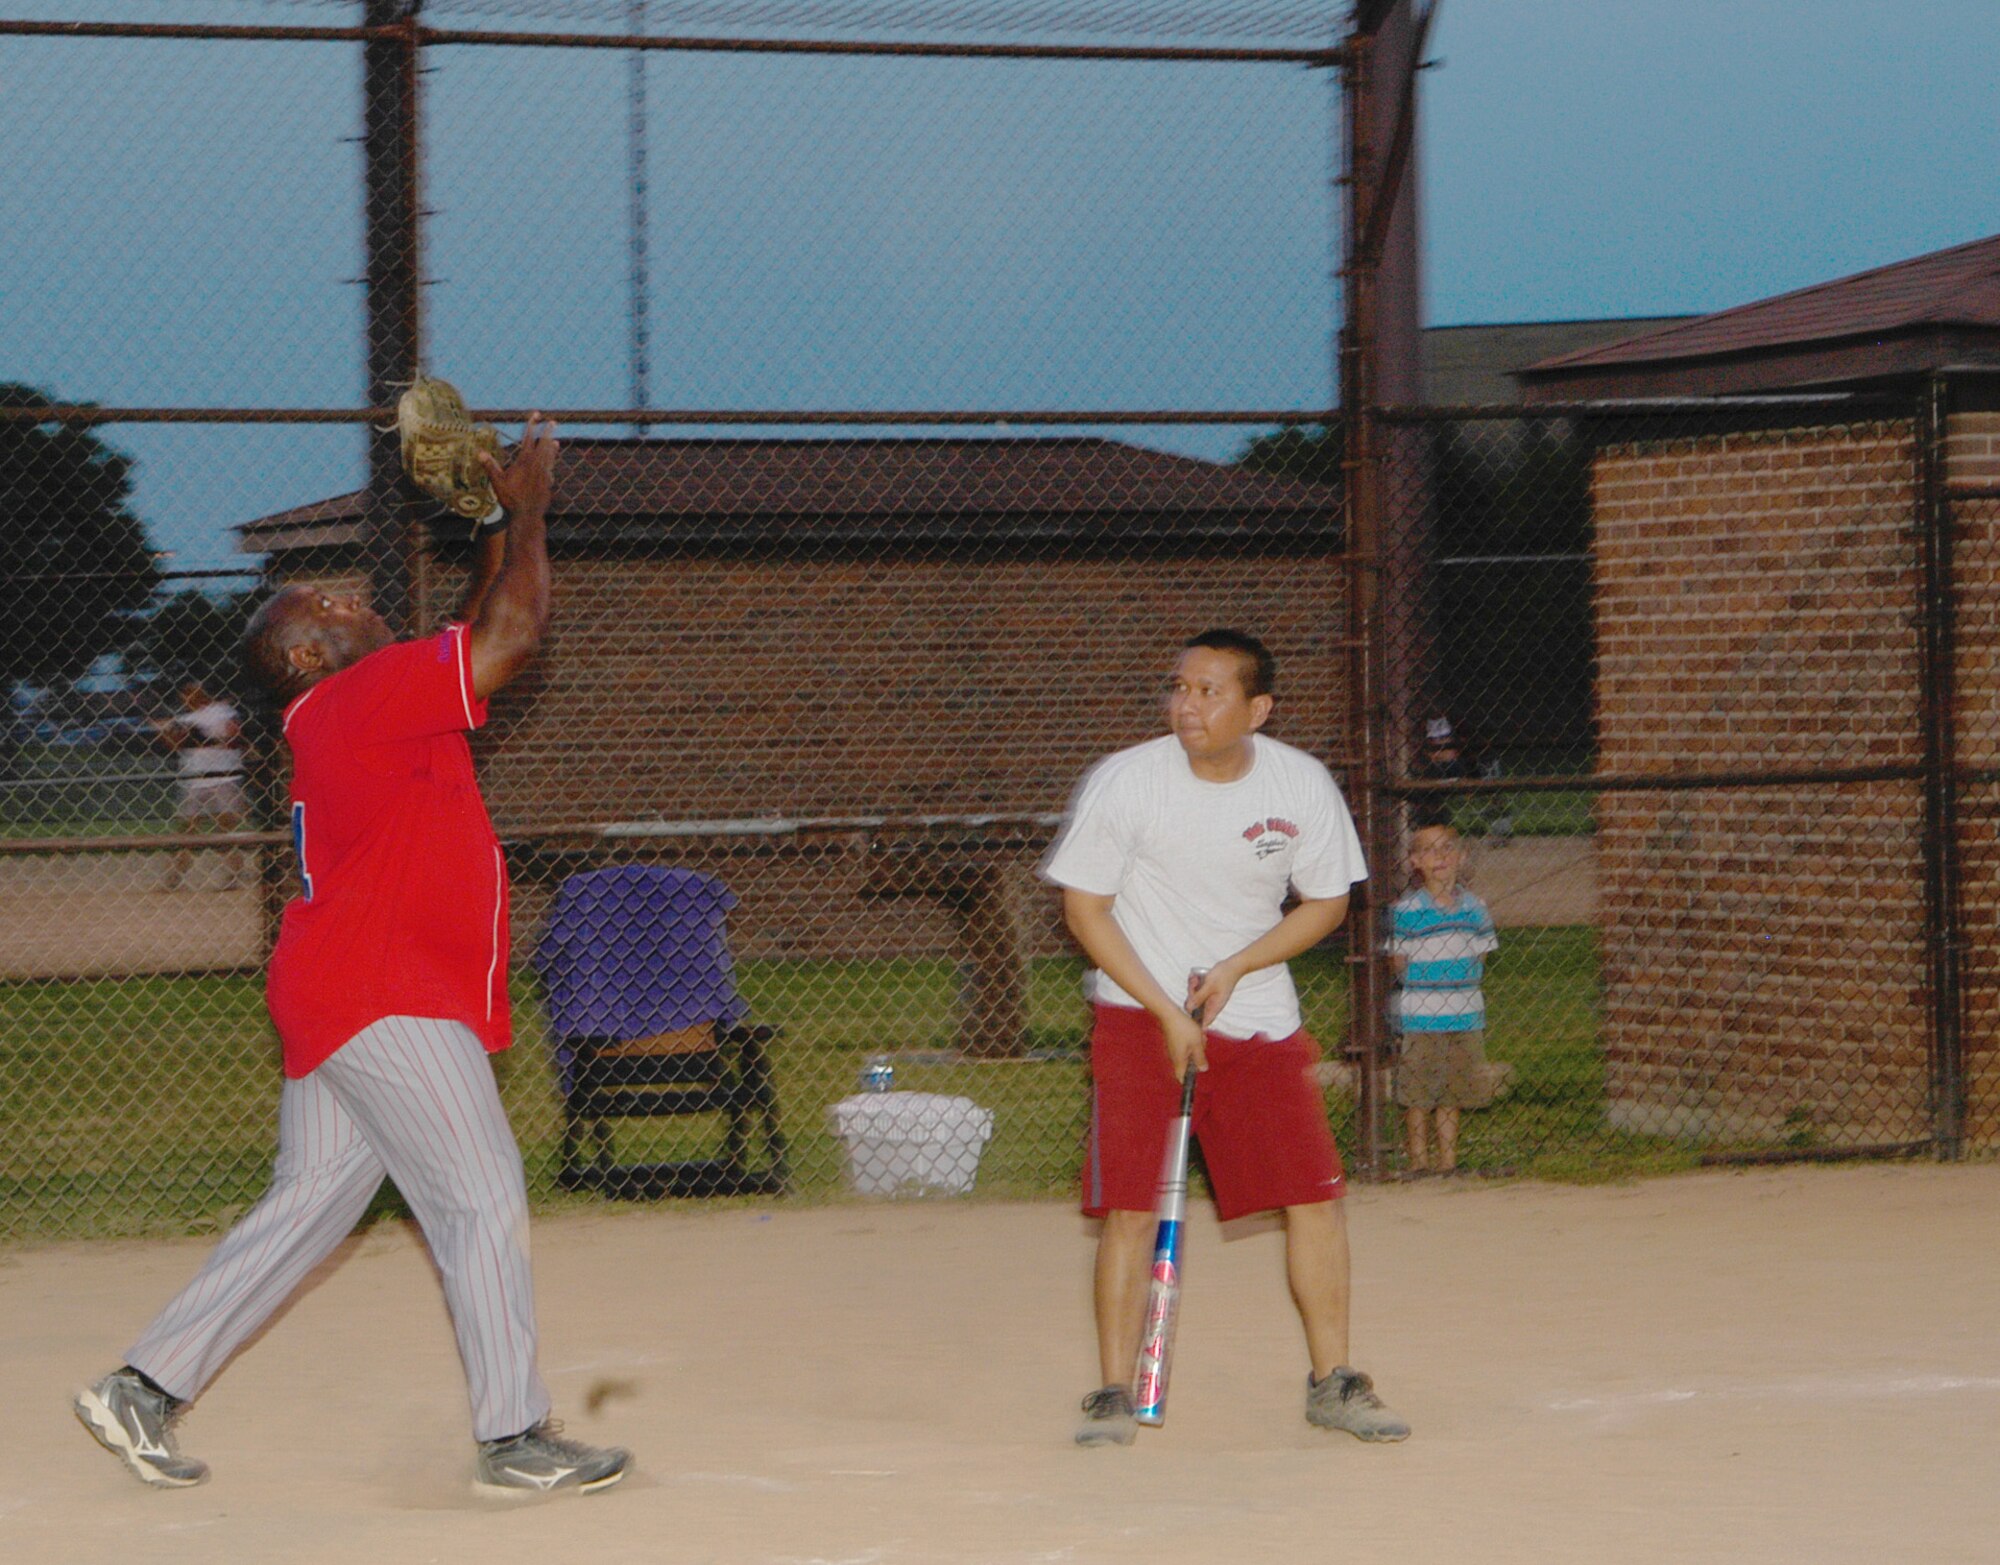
[75,417,629,1498]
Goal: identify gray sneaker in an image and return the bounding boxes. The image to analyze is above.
[1306,1367,1410,1442]
[474,1421,629,1496]
[1074,1384,1138,1447]
[74,1368,211,1488]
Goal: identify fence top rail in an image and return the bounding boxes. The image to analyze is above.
[598,811,1066,838]
[0,404,1337,428]
[0,18,1343,64]
[1396,764,1924,797]
[0,811,1068,856]
[1371,393,1918,423]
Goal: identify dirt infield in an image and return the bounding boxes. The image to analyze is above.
[0,848,261,980]
[1466,833,1595,927]
[9,1162,1996,1563]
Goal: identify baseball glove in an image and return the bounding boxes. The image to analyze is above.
[395,374,505,537]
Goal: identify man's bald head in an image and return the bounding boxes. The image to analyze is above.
[242,586,393,703]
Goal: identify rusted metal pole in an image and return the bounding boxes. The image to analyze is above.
[363,0,425,637]
[1339,1,1435,1181]
[1915,375,1966,1158]
[627,0,653,439]
[1338,23,1389,1180]
[0,18,1339,66]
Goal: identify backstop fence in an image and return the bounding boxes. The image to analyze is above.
[2,4,1993,1243]
[1360,390,1996,1185]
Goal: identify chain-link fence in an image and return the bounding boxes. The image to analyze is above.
[5,6,1990,1245]
[0,1,1357,1239]
[1360,393,1994,1181]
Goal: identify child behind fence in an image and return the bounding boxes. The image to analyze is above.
[1390,809,1500,1174]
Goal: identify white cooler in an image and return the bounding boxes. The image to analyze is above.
[828,1091,995,1197]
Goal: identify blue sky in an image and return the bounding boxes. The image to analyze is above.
[1426,0,1997,322]
[1,0,1994,570]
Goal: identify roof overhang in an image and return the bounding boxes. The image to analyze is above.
[1518,325,2000,403]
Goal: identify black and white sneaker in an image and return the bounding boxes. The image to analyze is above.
[74,1367,211,1488]
[474,1421,629,1496]
[1074,1384,1139,1447]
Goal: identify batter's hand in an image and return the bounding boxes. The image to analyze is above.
[1161,1007,1208,1082]
[1186,961,1241,1030]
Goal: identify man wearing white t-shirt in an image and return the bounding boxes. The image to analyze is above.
[1043,629,1408,1448]
[153,680,248,891]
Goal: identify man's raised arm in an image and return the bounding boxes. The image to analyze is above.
[465,415,558,700]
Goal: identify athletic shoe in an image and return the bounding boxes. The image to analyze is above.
[73,1368,211,1488]
[474,1421,629,1496]
[1074,1384,1138,1447]
[1306,1367,1411,1442]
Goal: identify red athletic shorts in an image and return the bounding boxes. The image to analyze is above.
[1081,1002,1345,1221]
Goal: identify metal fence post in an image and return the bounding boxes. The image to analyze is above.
[1338,25,1383,1179]
[1339,4,1432,1179]
[1916,374,1967,1157]
[363,0,425,636]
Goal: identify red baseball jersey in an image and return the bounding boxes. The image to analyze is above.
[266,624,512,1077]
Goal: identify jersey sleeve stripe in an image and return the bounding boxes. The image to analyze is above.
[280,682,322,737]
[451,625,477,730]
[484,844,504,1021]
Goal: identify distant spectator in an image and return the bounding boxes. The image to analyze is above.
[152,679,246,890]
[1416,715,1468,786]
[1416,715,1512,843]
[1390,810,1500,1175]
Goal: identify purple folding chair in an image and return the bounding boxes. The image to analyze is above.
[535,864,786,1197]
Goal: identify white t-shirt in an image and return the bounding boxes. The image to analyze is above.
[177,700,243,782]
[1040,733,1367,1039]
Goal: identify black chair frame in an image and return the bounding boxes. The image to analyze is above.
[556,1021,788,1199]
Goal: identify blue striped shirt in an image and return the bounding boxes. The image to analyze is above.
[1391,887,1498,1032]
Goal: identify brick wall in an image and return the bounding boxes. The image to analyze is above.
[1593,421,1931,1144]
[1946,411,2000,495]
[409,549,1349,967]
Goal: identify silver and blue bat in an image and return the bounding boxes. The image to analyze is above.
[1132,1061,1198,1425]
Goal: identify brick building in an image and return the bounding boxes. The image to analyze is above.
[239,436,1343,1055]
[1520,232,2000,1146]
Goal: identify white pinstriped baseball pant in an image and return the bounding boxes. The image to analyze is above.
[126,1016,552,1443]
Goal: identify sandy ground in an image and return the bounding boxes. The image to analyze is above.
[1465,834,1596,928]
[0,837,1595,981]
[6,1162,1995,1564]
[0,847,261,980]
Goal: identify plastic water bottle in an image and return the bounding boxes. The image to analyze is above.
[860,1055,894,1093]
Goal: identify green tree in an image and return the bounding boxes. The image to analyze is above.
[135,588,258,696]
[0,384,159,690]
[1237,422,1343,486]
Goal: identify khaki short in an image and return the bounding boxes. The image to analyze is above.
[1395,1028,1493,1110]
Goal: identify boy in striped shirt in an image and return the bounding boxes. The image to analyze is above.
[1390,812,1500,1174]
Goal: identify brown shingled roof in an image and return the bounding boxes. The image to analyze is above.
[1518,232,2000,400]
[238,436,1340,554]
